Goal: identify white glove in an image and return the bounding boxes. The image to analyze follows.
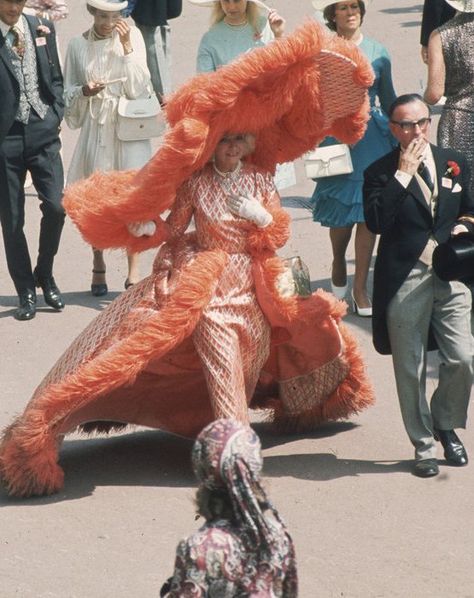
[127,221,157,237]
[226,194,273,228]
[451,224,469,236]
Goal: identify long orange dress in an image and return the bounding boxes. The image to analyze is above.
[0,162,373,497]
[0,19,377,497]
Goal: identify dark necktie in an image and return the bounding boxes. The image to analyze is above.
[418,162,434,193]
[10,26,25,59]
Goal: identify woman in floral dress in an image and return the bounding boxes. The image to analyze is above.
[161,418,298,597]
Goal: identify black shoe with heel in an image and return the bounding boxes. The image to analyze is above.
[91,269,108,297]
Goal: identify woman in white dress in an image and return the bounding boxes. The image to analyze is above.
[63,0,153,294]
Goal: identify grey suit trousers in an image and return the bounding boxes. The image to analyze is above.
[386,262,473,460]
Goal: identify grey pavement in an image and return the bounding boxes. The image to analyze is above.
[1,2,473,597]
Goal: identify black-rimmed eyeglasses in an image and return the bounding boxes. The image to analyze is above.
[390,118,431,132]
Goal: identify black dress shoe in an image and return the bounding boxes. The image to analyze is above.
[413,458,439,478]
[34,272,65,310]
[14,291,37,321]
[434,428,468,466]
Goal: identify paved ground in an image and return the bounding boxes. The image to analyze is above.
[1,2,474,597]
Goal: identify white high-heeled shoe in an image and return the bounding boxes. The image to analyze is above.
[351,291,372,317]
[330,281,348,300]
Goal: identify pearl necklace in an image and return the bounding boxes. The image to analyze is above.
[213,161,242,193]
[224,18,248,27]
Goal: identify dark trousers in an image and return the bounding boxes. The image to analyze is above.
[0,106,65,295]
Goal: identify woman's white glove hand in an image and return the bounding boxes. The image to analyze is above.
[226,194,273,228]
[127,221,156,237]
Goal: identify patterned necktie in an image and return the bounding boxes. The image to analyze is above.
[10,26,25,59]
[418,162,434,193]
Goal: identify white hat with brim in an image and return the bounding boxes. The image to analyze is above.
[444,0,474,12]
[87,0,128,12]
[312,0,371,10]
[187,0,271,10]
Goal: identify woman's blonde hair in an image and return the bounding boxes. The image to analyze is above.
[210,1,262,33]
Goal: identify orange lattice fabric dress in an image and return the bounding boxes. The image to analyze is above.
[168,163,277,422]
[0,20,376,497]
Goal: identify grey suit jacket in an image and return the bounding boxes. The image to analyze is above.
[0,14,63,144]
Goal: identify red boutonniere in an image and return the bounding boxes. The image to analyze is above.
[445,161,460,177]
[36,24,51,37]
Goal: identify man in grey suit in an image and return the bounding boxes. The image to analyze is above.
[0,0,65,320]
[363,94,474,478]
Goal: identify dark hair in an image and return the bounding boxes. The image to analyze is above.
[323,1,366,32]
[196,487,235,523]
[388,93,432,119]
[195,481,269,524]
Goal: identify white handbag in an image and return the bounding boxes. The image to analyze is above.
[117,94,166,141]
[303,143,353,179]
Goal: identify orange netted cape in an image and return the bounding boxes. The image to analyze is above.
[0,21,375,497]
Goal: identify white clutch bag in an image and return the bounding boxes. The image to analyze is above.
[117,94,166,141]
[303,143,353,179]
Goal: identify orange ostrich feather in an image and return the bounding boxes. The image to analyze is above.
[64,19,373,253]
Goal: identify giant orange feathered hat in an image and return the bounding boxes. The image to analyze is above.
[64,19,374,253]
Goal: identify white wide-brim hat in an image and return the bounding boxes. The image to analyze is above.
[87,0,128,11]
[187,0,270,10]
[312,0,371,10]
[444,0,474,12]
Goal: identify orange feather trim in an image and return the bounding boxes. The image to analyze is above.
[246,207,291,257]
[271,322,374,433]
[0,249,227,497]
[62,20,373,252]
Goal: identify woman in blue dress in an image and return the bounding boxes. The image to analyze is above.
[190,0,285,73]
[311,0,397,315]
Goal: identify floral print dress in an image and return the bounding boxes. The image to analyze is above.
[167,518,298,597]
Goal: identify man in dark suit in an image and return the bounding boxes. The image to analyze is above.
[131,0,182,101]
[0,0,65,320]
[420,0,455,63]
[363,93,474,478]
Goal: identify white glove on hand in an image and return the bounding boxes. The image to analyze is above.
[451,224,469,236]
[127,221,157,237]
[226,194,273,228]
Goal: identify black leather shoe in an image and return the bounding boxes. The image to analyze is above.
[413,458,439,478]
[34,272,65,310]
[14,291,37,321]
[434,428,468,466]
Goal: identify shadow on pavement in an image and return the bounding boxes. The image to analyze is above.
[264,453,411,481]
[379,4,422,15]
[0,291,120,317]
[255,420,358,448]
[0,421,409,505]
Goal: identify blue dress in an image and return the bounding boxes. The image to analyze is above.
[311,36,397,227]
[197,16,271,73]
